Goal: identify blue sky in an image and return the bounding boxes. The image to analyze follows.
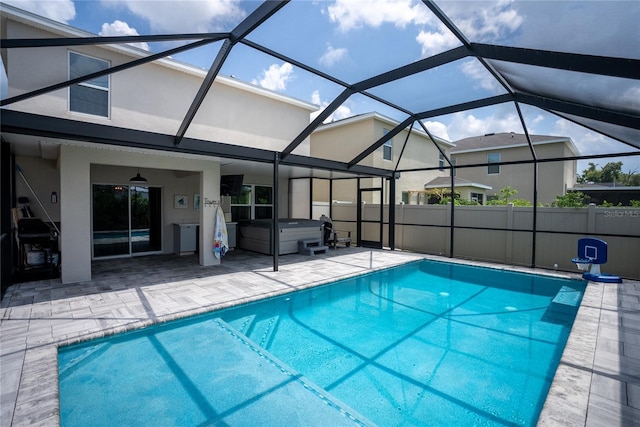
[3,0,640,176]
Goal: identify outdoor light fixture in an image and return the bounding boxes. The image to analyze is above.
[129,168,147,183]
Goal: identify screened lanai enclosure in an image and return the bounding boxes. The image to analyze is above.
[2,0,639,290]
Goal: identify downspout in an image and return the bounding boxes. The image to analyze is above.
[515,102,538,268]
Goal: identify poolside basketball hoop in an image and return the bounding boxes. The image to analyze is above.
[573,259,592,271]
[571,237,621,283]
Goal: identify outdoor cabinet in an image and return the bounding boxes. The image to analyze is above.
[227,222,237,249]
[173,223,197,255]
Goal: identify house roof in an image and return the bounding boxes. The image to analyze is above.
[424,176,492,190]
[451,132,579,155]
[313,112,454,147]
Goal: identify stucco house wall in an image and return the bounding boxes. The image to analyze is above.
[4,16,314,155]
[2,6,314,284]
[452,136,578,205]
[310,113,451,205]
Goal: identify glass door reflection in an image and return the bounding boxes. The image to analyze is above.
[92,184,162,258]
[93,184,130,257]
[131,186,162,254]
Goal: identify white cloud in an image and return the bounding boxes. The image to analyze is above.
[416,25,459,57]
[3,0,75,23]
[326,0,433,31]
[455,1,523,42]
[252,63,294,91]
[416,1,523,58]
[459,59,502,93]
[310,90,352,123]
[104,0,245,33]
[531,115,544,126]
[620,85,640,111]
[99,20,149,51]
[446,111,521,141]
[552,118,621,157]
[422,120,450,141]
[319,44,348,68]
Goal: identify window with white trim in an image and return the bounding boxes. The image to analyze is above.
[487,152,501,175]
[69,51,110,117]
[471,192,484,205]
[383,128,392,161]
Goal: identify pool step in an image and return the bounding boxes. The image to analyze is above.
[551,286,582,307]
[541,286,583,326]
[229,315,280,349]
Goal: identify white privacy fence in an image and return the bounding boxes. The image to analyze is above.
[323,203,640,279]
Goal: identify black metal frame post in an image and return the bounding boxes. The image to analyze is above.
[272,152,279,272]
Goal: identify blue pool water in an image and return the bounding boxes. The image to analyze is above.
[59,260,586,426]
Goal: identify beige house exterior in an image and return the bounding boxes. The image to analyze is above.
[423,176,493,205]
[1,5,317,284]
[310,112,453,205]
[451,132,579,205]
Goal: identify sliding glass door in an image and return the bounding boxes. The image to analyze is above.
[92,184,162,258]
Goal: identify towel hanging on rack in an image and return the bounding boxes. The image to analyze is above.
[213,205,228,259]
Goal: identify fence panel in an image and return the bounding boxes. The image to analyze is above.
[312,202,639,279]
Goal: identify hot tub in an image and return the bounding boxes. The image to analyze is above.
[237,219,324,255]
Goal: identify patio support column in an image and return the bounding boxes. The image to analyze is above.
[450,171,455,258]
[272,152,279,272]
[199,164,220,266]
[515,101,538,268]
[388,173,397,250]
[1,140,12,296]
[59,145,92,283]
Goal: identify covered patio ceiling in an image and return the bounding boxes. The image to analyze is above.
[1,0,639,177]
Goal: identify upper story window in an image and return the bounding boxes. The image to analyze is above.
[439,153,445,170]
[69,51,110,118]
[487,152,501,175]
[383,129,392,161]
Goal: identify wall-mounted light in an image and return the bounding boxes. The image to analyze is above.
[51,191,57,204]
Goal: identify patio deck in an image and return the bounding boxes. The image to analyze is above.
[1,248,639,426]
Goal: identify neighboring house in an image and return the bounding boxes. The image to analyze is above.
[310,112,454,205]
[423,177,492,205]
[1,5,317,284]
[451,132,579,205]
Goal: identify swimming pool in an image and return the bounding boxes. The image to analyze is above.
[58,259,585,426]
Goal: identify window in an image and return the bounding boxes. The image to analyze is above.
[230,185,273,220]
[401,192,409,204]
[487,153,501,175]
[383,129,392,161]
[69,51,110,117]
[439,153,445,170]
[470,193,484,205]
